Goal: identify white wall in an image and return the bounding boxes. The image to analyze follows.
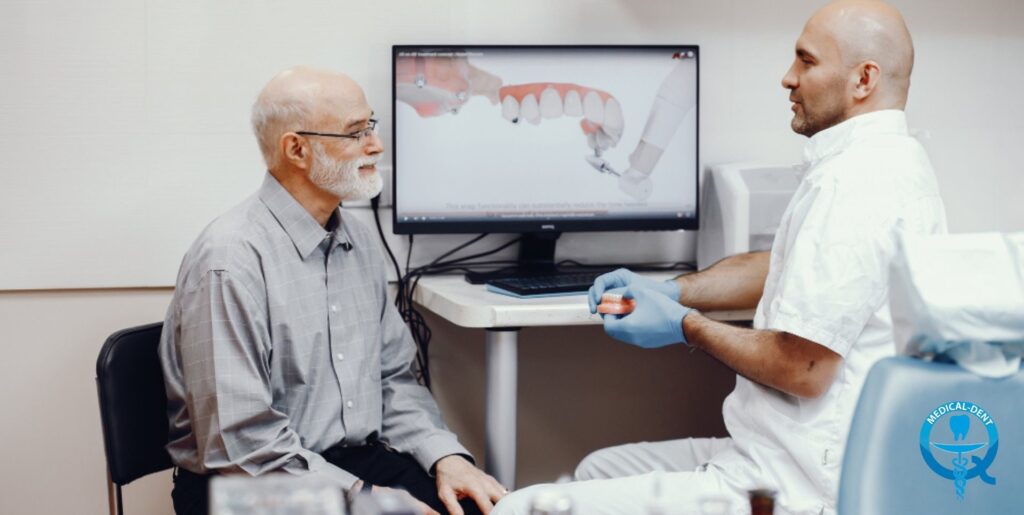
[2,0,1020,290]
[1,0,1022,513]
[0,289,176,515]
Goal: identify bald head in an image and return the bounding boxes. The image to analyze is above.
[813,0,914,103]
[783,1,915,136]
[251,66,368,167]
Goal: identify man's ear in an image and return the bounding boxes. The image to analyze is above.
[280,133,311,170]
[852,60,880,101]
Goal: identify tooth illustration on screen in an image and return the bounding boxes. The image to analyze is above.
[563,90,583,116]
[583,91,605,125]
[497,83,624,153]
[394,50,698,202]
[539,87,563,118]
[520,94,542,125]
[501,95,520,123]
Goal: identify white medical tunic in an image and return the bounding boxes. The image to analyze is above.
[719,110,947,514]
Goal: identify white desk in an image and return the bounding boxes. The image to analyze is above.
[413,272,754,488]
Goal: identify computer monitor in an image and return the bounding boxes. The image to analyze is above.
[392,45,699,276]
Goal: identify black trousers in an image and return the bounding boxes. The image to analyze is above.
[171,443,483,515]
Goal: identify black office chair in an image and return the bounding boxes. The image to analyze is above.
[96,322,173,515]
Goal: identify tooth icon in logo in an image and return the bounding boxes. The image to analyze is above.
[950,414,970,441]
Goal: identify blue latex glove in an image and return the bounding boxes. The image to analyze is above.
[603,287,692,348]
[588,268,681,313]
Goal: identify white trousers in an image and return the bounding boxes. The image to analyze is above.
[492,437,752,515]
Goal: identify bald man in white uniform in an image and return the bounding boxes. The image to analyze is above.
[493,1,947,514]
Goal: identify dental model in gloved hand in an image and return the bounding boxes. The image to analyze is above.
[596,292,636,315]
[588,268,680,314]
[602,287,693,349]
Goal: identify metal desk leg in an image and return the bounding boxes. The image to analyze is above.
[485,328,518,489]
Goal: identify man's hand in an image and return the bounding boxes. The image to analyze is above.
[434,455,507,515]
[603,287,692,348]
[588,268,680,313]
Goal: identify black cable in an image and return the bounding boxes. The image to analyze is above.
[405,235,414,276]
[408,236,520,276]
[372,197,403,284]
[380,231,519,389]
[435,237,521,267]
[423,233,490,270]
[371,197,429,386]
[396,234,521,389]
[399,233,430,386]
[400,235,416,323]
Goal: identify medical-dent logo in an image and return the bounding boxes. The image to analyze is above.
[919,401,998,501]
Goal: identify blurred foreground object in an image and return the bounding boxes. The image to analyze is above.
[210,474,345,515]
[890,231,1024,378]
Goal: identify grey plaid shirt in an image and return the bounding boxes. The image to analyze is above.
[159,173,470,489]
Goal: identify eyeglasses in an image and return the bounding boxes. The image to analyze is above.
[296,119,378,141]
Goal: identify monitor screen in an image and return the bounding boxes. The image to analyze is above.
[392,45,699,235]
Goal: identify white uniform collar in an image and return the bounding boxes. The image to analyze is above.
[802,109,909,166]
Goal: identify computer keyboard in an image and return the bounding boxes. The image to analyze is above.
[485,272,605,297]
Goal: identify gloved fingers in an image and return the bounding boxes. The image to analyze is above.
[605,286,628,296]
[611,267,636,279]
[589,271,621,309]
[620,286,645,301]
[589,286,626,315]
[603,314,645,346]
[602,313,628,339]
[603,268,636,288]
[602,286,690,349]
[588,278,608,310]
[587,285,599,313]
[592,269,638,312]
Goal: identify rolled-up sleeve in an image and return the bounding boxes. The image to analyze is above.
[177,269,359,489]
[376,283,472,473]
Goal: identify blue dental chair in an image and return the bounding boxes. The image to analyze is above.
[838,356,1023,513]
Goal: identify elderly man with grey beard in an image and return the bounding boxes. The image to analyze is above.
[159,67,506,515]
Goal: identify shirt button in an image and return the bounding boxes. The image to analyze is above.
[336,353,344,361]
[346,400,354,408]
[330,304,338,312]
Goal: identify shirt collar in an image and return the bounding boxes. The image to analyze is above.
[258,173,343,259]
[802,109,909,165]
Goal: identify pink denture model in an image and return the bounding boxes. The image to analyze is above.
[596,293,636,315]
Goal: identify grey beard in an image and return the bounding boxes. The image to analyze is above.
[310,143,383,201]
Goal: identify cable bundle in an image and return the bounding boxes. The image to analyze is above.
[370,199,695,389]
[373,201,519,388]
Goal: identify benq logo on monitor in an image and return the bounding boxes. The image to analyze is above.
[541,225,556,230]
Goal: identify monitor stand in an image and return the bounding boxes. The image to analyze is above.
[464,232,561,284]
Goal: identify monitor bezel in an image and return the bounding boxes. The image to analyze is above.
[391,44,700,235]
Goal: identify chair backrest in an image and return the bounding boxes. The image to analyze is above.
[839,356,1023,513]
[96,322,173,485]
